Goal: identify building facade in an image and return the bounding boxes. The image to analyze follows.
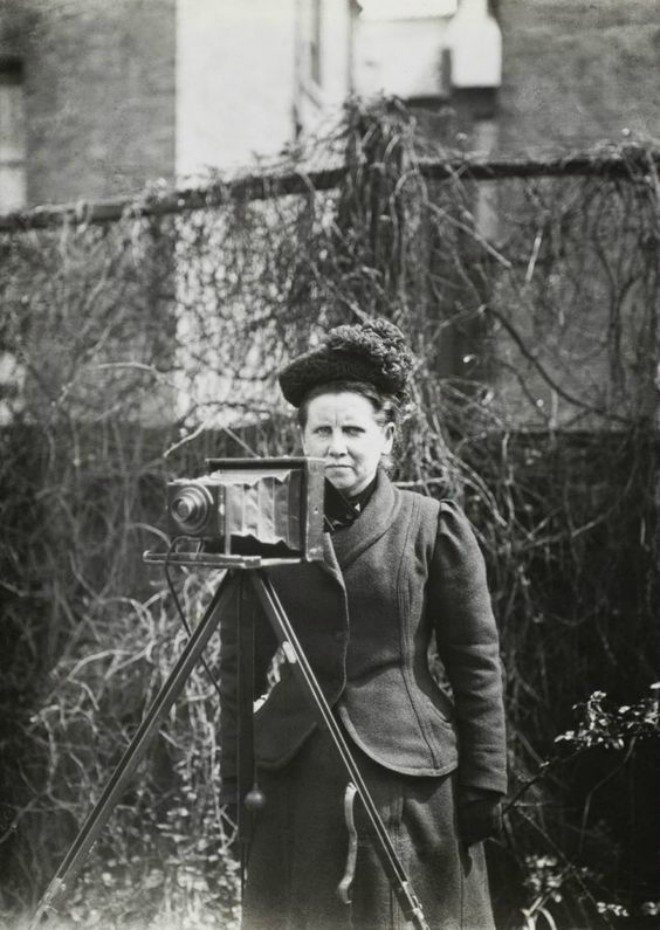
[2,0,659,213]
[1,0,504,210]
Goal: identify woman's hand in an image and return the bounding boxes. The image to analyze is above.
[457,787,503,846]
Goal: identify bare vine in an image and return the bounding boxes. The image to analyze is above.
[0,101,657,926]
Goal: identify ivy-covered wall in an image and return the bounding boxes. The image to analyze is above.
[0,106,658,927]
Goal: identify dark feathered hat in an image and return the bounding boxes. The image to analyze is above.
[278,317,415,408]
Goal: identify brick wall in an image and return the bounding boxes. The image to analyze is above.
[497,0,660,154]
[1,0,176,206]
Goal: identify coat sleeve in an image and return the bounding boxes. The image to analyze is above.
[428,500,507,796]
[218,574,279,798]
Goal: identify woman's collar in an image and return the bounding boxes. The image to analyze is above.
[324,473,378,532]
[326,468,399,569]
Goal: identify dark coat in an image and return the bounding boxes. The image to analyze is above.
[242,727,496,930]
[219,469,507,797]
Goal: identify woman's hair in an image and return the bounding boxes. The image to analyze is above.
[296,379,402,430]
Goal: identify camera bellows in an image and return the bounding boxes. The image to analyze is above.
[165,457,325,561]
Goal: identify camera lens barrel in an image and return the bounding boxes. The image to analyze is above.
[169,484,213,533]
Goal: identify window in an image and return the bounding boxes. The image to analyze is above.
[309,0,322,85]
[0,58,26,211]
[300,0,323,88]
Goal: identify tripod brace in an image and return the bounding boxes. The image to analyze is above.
[29,556,429,930]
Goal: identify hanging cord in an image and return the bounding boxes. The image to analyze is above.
[163,540,239,854]
[164,541,265,860]
[164,538,224,700]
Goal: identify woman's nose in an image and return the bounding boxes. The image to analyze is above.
[327,431,348,455]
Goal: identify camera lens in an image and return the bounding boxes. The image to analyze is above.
[169,484,212,533]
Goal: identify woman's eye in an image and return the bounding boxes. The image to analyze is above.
[314,426,331,436]
[344,427,363,436]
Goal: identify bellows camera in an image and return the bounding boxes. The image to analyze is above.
[165,457,325,562]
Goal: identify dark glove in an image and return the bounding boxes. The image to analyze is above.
[457,788,503,847]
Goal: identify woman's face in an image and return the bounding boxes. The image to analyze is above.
[301,391,394,497]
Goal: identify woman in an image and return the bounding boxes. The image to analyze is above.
[219,318,507,930]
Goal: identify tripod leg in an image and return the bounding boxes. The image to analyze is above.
[235,574,255,887]
[249,571,429,930]
[29,576,237,927]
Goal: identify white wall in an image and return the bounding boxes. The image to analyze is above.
[176,0,297,179]
[354,1,456,100]
[0,73,26,210]
[294,0,352,141]
[354,17,450,99]
[295,0,459,139]
[444,0,501,89]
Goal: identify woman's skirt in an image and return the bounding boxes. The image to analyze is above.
[241,727,495,930]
